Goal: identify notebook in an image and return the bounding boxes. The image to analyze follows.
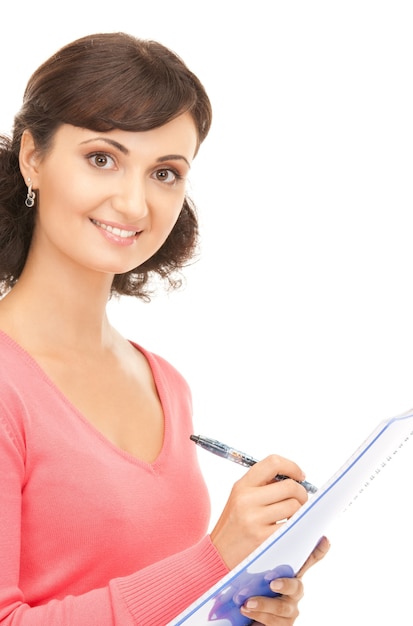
[169,409,413,625]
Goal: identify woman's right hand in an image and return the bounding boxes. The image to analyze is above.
[210,455,308,569]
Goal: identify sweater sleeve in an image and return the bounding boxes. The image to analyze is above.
[0,414,229,626]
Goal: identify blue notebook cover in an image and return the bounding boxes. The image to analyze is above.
[169,409,413,625]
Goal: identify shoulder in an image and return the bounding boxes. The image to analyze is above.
[0,329,49,423]
[130,341,193,417]
[0,332,29,454]
[0,330,28,380]
[0,329,39,384]
[130,340,190,388]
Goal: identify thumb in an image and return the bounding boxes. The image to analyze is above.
[297,536,330,578]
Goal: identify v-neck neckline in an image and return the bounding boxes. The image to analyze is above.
[0,328,169,469]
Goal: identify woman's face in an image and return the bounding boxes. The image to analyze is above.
[22,113,198,278]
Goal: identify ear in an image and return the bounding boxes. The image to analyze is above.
[19,130,42,188]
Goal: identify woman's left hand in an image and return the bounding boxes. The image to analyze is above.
[239,536,330,625]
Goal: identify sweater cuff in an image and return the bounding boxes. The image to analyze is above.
[110,535,229,626]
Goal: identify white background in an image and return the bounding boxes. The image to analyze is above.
[1,1,412,624]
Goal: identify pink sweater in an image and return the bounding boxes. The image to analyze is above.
[0,330,228,625]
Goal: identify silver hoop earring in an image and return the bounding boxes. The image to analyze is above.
[25,179,36,208]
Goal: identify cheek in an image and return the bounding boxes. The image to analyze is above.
[152,193,186,232]
[165,205,184,238]
[38,178,95,219]
[38,155,99,209]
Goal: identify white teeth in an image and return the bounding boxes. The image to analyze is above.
[92,219,137,238]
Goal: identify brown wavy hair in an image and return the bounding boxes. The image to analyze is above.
[0,32,212,298]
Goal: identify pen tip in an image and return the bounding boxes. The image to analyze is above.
[189,434,198,443]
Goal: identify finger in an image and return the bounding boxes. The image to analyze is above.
[266,477,309,506]
[269,576,304,601]
[297,535,330,578]
[244,454,307,487]
[247,477,308,512]
[240,592,300,623]
[262,496,307,525]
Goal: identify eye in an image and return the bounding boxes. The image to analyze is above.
[87,152,116,169]
[153,168,182,185]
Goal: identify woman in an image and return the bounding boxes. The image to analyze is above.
[0,32,329,625]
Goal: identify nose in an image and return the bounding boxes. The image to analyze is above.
[112,173,149,222]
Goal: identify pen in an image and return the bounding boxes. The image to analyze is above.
[190,434,318,494]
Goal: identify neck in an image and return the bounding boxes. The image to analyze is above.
[0,259,118,355]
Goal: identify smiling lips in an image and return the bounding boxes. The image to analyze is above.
[91,218,139,239]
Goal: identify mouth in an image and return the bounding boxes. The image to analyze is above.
[90,219,139,239]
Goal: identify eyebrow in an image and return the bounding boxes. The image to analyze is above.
[80,137,191,167]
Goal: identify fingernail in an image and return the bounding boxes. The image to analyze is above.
[270,579,283,591]
[244,599,258,610]
[318,535,331,550]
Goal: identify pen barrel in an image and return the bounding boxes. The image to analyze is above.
[190,435,318,493]
[275,474,318,494]
[226,449,257,467]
